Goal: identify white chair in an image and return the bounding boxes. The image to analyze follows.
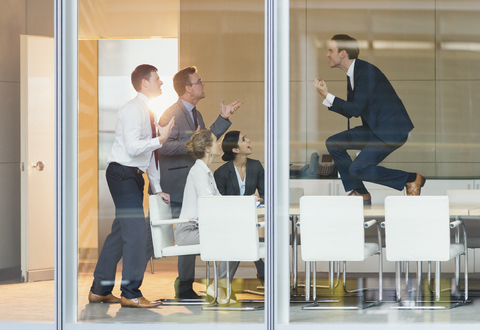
[384,196,468,309]
[298,196,383,309]
[198,195,265,311]
[149,195,208,305]
[289,187,304,295]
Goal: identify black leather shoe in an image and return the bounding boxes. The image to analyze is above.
[175,288,200,299]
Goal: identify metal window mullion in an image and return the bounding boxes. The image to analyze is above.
[265,0,290,328]
[55,0,78,328]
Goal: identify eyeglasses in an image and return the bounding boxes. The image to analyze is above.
[189,80,203,86]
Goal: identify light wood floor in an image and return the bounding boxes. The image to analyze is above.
[3,260,480,326]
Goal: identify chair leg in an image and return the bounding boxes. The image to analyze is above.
[379,249,383,303]
[150,256,154,274]
[464,252,469,302]
[395,261,401,302]
[329,261,334,296]
[226,262,232,304]
[435,261,441,301]
[305,261,310,301]
[427,261,432,293]
[416,261,422,302]
[313,261,317,301]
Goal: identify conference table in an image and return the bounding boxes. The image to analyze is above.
[257,202,480,296]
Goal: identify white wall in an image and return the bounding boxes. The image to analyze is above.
[0,0,53,278]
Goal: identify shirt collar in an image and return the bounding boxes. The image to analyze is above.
[137,92,150,106]
[196,159,212,175]
[347,59,356,80]
[180,98,195,112]
[347,59,356,90]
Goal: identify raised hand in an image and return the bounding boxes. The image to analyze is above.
[313,77,328,98]
[157,116,175,144]
[220,99,244,119]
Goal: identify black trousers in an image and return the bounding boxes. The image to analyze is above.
[90,162,149,299]
[170,201,197,292]
[326,125,409,192]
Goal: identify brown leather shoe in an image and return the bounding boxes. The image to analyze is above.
[405,173,426,196]
[88,291,121,304]
[348,190,372,205]
[120,296,162,308]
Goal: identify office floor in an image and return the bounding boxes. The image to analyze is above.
[2,259,480,325]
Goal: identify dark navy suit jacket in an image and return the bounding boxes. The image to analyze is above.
[329,59,414,144]
[214,158,265,201]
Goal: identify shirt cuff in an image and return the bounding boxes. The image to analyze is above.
[151,183,162,194]
[322,93,335,107]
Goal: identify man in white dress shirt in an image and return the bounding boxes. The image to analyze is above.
[88,64,174,308]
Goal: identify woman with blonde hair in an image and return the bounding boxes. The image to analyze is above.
[174,129,231,302]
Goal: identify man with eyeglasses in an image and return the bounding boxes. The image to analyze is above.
[155,66,243,299]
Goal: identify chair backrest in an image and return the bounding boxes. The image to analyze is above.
[384,196,450,262]
[299,196,365,261]
[149,195,174,258]
[198,196,259,262]
[446,189,480,204]
[289,187,304,204]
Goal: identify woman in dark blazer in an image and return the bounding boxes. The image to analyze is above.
[214,130,265,284]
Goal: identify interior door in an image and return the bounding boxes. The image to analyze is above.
[20,35,55,282]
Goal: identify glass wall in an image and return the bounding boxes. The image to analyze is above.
[0,0,55,326]
[5,0,480,329]
[288,0,480,327]
[76,0,267,326]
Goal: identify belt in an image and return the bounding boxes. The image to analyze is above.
[110,162,144,174]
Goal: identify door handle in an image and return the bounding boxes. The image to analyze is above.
[31,161,45,171]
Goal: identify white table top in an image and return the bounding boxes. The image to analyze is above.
[257,203,480,217]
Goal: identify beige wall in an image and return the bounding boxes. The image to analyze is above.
[179,0,265,170]
[178,1,480,178]
[291,0,480,177]
[79,40,99,257]
[79,0,178,39]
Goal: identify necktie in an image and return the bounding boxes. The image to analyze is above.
[149,110,159,170]
[347,75,352,101]
[192,107,199,129]
[347,76,352,132]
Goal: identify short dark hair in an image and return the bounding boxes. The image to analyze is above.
[185,129,214,159]
[131,64,158,92]
[331,34,359,59]
[173,66,197,97]
[221,130,241,162]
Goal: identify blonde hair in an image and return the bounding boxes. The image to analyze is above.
[185,129,214,159]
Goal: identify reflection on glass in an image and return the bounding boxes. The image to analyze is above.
[77,0,265,324]
[290,0,480,325]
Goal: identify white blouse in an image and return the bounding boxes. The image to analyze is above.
[179,159,221,222]
[234,166,246,196]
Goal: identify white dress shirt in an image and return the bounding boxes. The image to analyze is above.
[178,159,221,225]
[234,166,246,196]
[180,98,197,124]
[322,59,356,107]
[107,92,163,193]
